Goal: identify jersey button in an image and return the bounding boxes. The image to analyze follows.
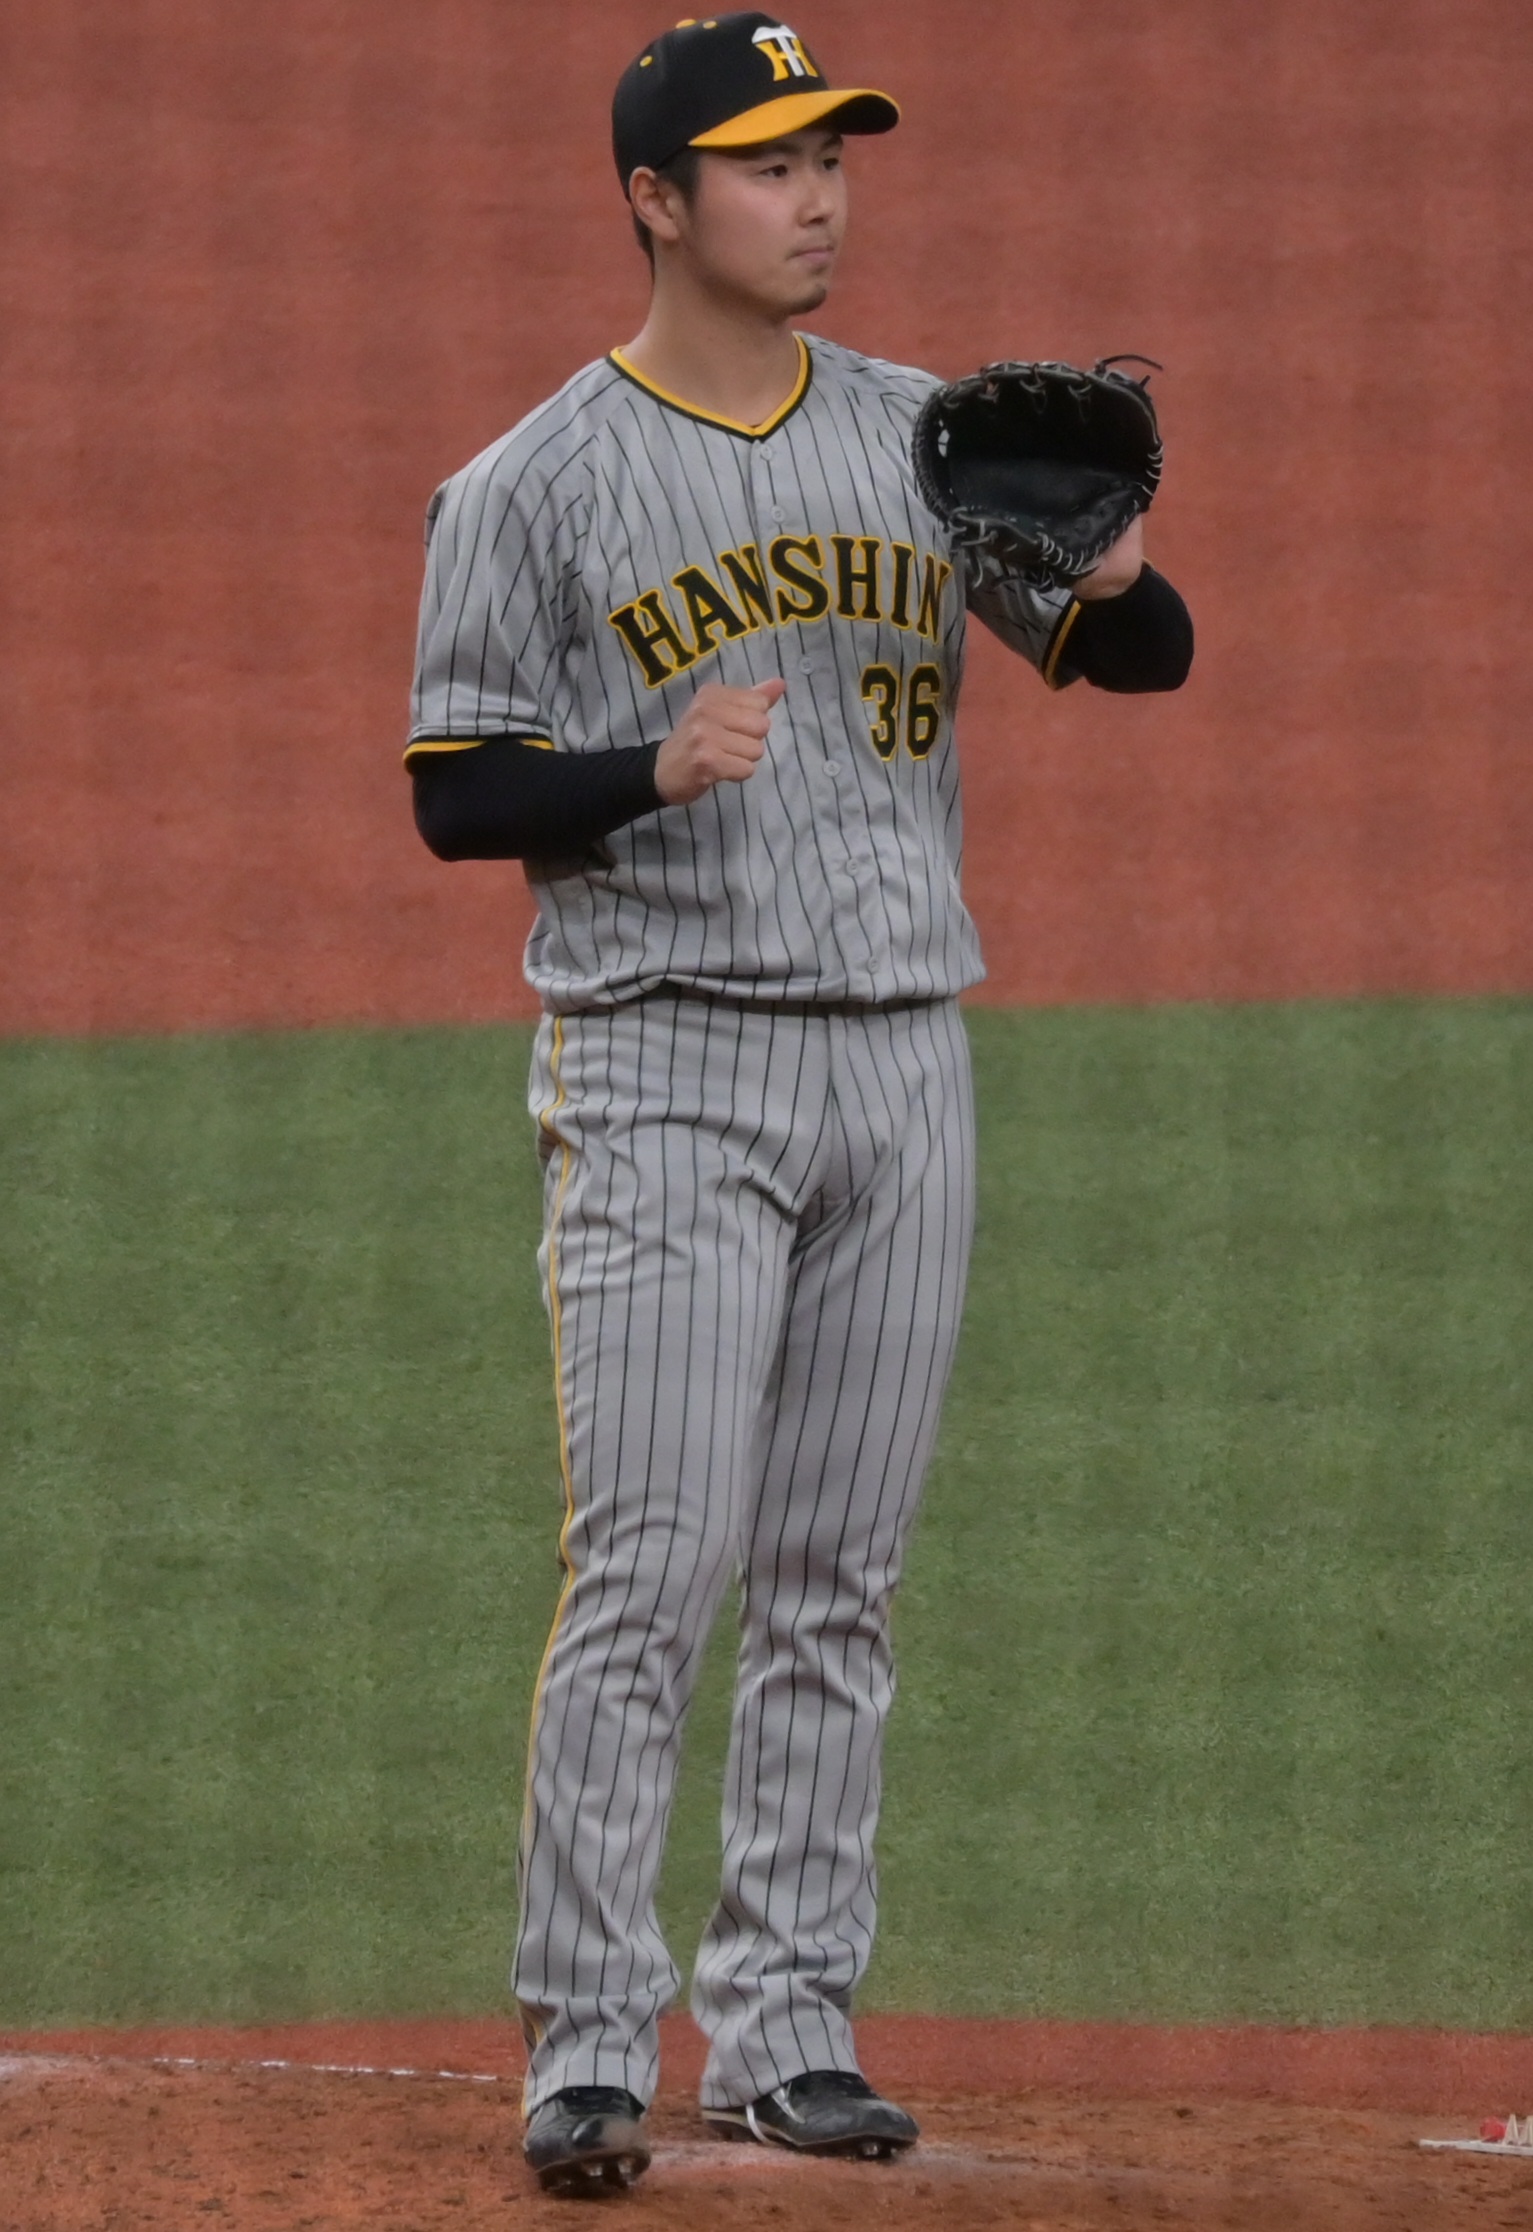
[799,656,814,674]
[771,506,786,523]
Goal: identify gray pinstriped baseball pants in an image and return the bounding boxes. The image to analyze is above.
[513,992,975,2113]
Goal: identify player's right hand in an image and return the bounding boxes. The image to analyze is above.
[653,678,787,806]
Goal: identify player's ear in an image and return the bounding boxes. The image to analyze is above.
[628,166,687,247]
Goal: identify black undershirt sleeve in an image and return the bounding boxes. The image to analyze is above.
[1054,564,1194,693]
[411,737,664,862]
[411,567,1192,862]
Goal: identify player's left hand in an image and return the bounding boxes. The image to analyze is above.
[1072,516,1144,602]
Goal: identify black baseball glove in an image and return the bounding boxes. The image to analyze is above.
[912,357,1163,592]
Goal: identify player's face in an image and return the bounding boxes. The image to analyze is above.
[682,130,847,315]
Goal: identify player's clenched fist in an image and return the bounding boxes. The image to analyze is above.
[653,678,787,806]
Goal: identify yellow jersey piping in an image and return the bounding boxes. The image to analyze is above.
[1042,599,1084,691]
[403,734,555,765]
[607,336,811,440]
[514,1019,575,2096]
[524,1018,579,1775]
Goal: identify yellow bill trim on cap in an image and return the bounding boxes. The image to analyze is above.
[690,86,899,148]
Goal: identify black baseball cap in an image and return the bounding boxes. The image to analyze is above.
[613,13,899,190]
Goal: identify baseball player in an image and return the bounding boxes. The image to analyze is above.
[407,13,1191,2199]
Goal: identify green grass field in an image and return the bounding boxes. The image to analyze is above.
[3,1002,1532,2034]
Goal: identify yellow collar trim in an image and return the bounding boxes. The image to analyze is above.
[608,336,811,439]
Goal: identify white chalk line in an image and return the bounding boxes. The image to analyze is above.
[153,2055,507,2084]
[0,2055,79,2083]
[0,2050,509,2086]
[1419,2138,1533,2159]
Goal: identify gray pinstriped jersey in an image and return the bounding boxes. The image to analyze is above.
[409,333,1072,1011]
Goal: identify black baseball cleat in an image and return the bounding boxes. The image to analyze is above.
[523,2085,651,2198]
[704,2069,919,2158]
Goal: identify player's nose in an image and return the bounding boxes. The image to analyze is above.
[797,176,841,224]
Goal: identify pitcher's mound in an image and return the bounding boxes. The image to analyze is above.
[2,2052,1526,2230]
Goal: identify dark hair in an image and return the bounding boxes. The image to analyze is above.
[631,145,704,265]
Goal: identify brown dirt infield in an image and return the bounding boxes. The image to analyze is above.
[4,0,1533,1035]
[5,2017,1533,2230]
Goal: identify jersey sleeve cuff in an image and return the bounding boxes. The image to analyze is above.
[403,733,556,767]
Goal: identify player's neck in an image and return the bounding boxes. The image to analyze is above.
[621,275,806,432]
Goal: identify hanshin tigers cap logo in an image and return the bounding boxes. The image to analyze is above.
[613,12,900,189]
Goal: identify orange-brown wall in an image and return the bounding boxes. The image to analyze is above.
[3,0,1529,1033]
